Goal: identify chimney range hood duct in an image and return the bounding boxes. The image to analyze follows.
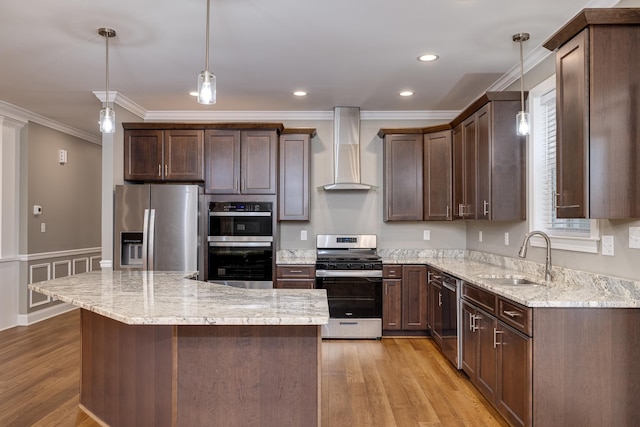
[322,107,376,191]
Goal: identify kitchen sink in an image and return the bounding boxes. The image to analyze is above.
[476,274,542,286]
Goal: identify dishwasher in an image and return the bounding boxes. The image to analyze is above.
[432,272,461,369]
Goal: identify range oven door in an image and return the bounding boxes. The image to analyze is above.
[208,241,273,287]
[315,274,382,339]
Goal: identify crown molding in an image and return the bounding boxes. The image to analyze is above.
[486,45,553,92]
[360,110,459,121]
[0,100,100,145]
[92,91,146,119]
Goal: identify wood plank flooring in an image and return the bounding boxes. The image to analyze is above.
[0,310,508,427]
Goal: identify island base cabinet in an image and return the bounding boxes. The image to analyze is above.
[80,309,321,427]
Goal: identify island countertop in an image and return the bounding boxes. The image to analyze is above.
[29,270,329,326]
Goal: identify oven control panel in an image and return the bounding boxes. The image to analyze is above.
[209,202,272,213]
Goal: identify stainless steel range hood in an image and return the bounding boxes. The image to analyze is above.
[322,107,376,191]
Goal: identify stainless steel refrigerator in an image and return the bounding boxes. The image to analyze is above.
[114,184,200,271]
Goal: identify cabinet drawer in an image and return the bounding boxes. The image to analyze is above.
[383,265,403,279]
[462,283,496,314]
[498,297,532,336]
[276,265,315,279]
[275,280,315,290]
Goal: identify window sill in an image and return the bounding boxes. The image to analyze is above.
[528,235,599,254]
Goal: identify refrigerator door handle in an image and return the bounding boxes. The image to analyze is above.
[142,208,150,270]
[148,209,156,270]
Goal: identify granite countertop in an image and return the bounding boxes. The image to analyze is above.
[29,271,329,326]
[275,249,640,309]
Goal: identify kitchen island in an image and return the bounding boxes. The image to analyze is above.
[29,271,329,427]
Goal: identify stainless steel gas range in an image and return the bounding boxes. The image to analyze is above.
[315,234,383,339]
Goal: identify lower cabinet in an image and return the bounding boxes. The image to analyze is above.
[275,265,315,289]
[461,283,532,427]
[382,265,428,332]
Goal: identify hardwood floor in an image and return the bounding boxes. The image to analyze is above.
[0,310,508,427]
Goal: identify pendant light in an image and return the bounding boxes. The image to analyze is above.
[98,27,116,133]
[197,0,216,104]
[513,32,530,136]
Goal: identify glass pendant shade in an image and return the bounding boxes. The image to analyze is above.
[197,71,216,104]
[516,110,530,136]
[100,106,115,133]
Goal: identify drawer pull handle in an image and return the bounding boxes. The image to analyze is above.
[503,310,521,318]
[288,270,303,273]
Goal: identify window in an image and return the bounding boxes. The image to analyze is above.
[528,75,599,253]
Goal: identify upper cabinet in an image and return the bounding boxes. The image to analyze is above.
[424,129,453,221]
[544,8,640,218]
[278,129,315,221]
[382,132,424,221]
[381,91,525,222]
[124,128,204,182]
[205,128,278,194]
[451,93,526,221]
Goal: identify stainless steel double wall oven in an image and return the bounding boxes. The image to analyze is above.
[206,200,274,289]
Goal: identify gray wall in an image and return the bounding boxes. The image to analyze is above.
[25,122,102,253]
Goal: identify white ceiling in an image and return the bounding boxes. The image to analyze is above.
[0,0,621,139]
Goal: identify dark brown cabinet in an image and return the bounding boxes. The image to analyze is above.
[124,129,204,182]
[275,265,315,289]
[382,265,428,332]
[382,133,424,221]
[278,129,315,221]
[205,129,277,194]
[452,94,526,221]
[544,9,640,219]
[461,282,531,427]
[424,130,453,220]
[427,270,443,344]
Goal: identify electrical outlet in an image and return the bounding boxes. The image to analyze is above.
[41,223,46,233]
[630,227,640,249]
[479,230,483,242]
[300,230,307,241]
[602,235,614,256]
[58,149,67,164]
[504,232,510,246]
[423,230,431,241]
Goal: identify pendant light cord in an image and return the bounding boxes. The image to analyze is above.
[205,0,210,71]
[519,37,525,113]
[105,34,110,108]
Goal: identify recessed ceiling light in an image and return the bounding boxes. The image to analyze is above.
[418,54,439,62]
[399,91,415,97]
[293,91,308,97]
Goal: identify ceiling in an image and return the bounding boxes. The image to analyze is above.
[0,0,620,140]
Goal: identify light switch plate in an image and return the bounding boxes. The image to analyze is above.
[630,227,640,249]
[300,230,307,241]
[479,230,483,243]
[504,232,509,246]
[423,230,431,241]
[601,235,614,256]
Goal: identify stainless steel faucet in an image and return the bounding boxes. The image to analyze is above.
[518,231,554,282]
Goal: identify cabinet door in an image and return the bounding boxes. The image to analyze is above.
[461,301,478,379]
[383,279,402,330]
[124,130,164,181]
[462,115,477,219]
[164,130,204,182]
[475,309,498,403]
[424,130,453,220]
[556,28,588,218]
[402,265,427,330]
[476,104,492,220]
[241,130,277,194]
[497,324,532,427]
[452,124,464,219]
[383,134,424,221]
[279,133,310,220]
[275,280,314,289]
[204,130,241,194]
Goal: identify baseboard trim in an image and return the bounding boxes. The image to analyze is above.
[17,303,77,326]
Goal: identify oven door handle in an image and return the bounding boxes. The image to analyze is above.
[208,236,273,243]
[209,211,272,217]
[315,270,383,278]
[209,242,272,248]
